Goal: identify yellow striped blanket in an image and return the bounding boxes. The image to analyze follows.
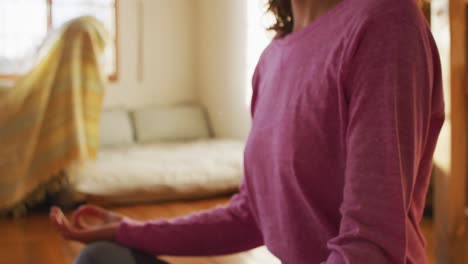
[0,17,109,214]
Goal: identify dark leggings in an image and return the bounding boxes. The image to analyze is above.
[74,241,169,264]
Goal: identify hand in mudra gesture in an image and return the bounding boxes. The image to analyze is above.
[50,205,123,244]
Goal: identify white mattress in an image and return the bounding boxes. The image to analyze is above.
[68,139,244,204]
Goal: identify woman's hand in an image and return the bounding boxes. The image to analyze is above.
[50,205,123,244]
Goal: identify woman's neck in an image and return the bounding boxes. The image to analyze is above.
[291,0,342,32]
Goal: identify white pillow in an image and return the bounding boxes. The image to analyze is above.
[99,109,134,148]
[133,105,210,143]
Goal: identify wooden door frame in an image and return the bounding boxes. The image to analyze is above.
[433,0,467,263]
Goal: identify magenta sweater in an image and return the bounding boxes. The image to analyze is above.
[116,0,445,263]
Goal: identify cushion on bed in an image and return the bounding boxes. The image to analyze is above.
[68,139,244,205]
[133,105,210,143]
[99,109,134,148]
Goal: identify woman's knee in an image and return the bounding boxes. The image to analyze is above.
[74,241,136,264]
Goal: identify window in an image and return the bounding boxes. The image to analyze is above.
[246,0,273,105]
[0,0,117,80]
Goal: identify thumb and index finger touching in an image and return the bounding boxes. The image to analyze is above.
[49,205,108,229]
[72,205,109,228]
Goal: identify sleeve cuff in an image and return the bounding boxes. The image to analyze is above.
[114,217,144,246]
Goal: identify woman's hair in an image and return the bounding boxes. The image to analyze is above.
[267,0,427,38]
[267,0,293,38]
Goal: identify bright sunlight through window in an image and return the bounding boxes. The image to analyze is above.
[246,0,274,106]
[0,0,116,78]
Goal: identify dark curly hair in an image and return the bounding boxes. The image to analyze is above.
[267,0,428,38]
[267,0,293,38]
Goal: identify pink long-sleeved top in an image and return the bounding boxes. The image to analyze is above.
[116,0,445,263]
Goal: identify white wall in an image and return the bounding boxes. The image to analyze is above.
[195,0,251,139]
[104,0,197,109]
[109,0,255,139]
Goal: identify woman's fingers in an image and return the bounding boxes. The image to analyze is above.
[50,208,70,237]
[49,206,120,244]
[58,219,112,243]
[71,209,87,229]
[72,205,105,229]
[51,209,88,242]
[49,206,95,243]
[49,206,60,220]
[50,207,78,237]
[72,205,123,228]
[50,212,60,228]
[73,205,105,218]
[50,207,64,226]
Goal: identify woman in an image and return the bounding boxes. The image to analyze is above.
[51,0,444,263]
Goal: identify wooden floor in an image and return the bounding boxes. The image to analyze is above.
[0,196,434,264]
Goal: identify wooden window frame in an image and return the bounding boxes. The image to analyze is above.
[0,0,119,82]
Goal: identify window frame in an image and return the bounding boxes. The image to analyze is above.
[0,0,119,82]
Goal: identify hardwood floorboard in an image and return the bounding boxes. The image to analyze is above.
[0,197,435,264]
